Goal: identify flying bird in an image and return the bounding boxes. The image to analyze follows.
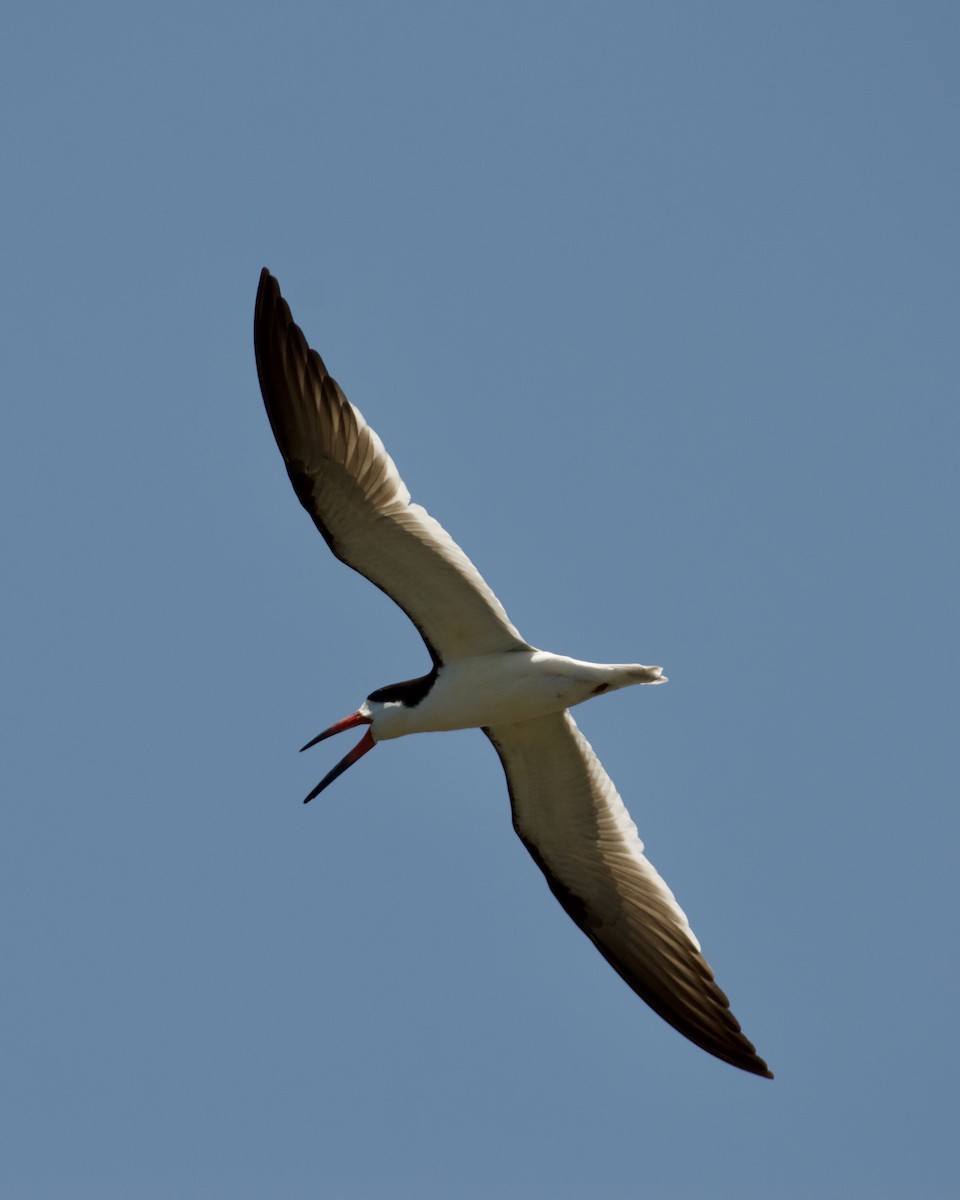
[254,268,772,1078]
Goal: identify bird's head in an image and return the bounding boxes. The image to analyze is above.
[298,667,438,802]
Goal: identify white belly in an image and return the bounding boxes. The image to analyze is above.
[371,650,639,739]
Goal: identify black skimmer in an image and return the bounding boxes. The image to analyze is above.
[254,268,772,1079]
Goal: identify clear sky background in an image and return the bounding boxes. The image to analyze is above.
[3,3,958,1198]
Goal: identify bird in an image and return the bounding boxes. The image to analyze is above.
[254,267,772,1079]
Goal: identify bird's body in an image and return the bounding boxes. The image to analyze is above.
[254,268,772,1079]
[363,653,665,739]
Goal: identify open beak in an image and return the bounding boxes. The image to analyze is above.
[300,710,375,803]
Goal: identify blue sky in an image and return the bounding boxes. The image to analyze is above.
[3,2,958,1196]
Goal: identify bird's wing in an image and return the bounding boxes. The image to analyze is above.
[254,269,530,666]
[484,712,772,1077]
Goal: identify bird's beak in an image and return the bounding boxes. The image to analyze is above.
[300,710,375,803]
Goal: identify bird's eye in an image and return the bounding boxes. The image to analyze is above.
[592,682,610,695]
